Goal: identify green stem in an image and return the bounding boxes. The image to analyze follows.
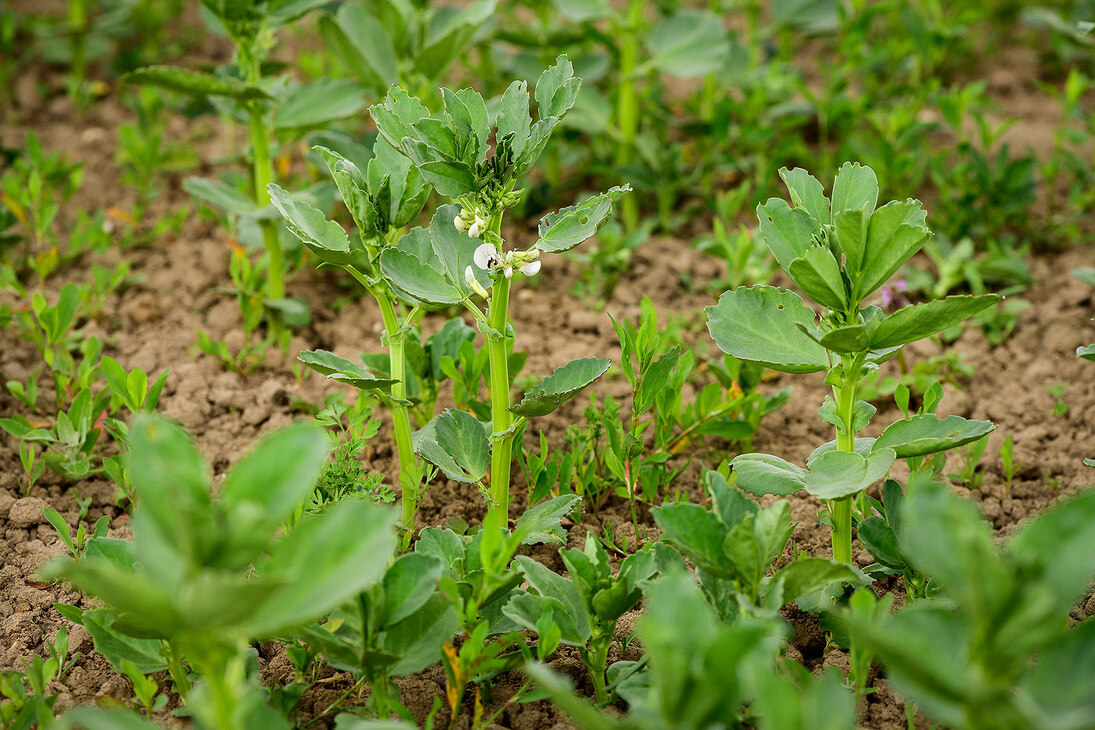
[240,45,283,341]
[486,273,513,526]
[585,634,612,705]
[377,292,419,536]
[68,0,89,107]
[164,642,191,702]
[615,0,644,232]
[829,365,859,564]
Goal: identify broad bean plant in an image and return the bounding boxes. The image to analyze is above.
[706,163,998,563]
[275,56,628,532]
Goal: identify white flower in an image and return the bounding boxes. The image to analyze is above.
[454,215,466,233]
[467,213,488,239]
[465,265,489,298]
[473,243,500,270]
[520,260,541,276]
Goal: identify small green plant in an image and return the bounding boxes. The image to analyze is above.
[653,470,862,621]
[837,481,1095,730]
[1047,382,1069,417]
[42,507,109,562]
[127,0,369,341]
[947,434,990,490]
[42,415,399,730]
[707,163,997,563]
[503,536,657,703]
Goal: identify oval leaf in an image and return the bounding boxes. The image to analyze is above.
[536,186,631,253]
[705,286,829,373]
[872,415,995,458]
[414,409,489,484]
[298,350,396,390]
[124,66,271,100]
[509,358,611,418]
[870,295,1001,349]
[731,453,807,497]
[804,448,895,500]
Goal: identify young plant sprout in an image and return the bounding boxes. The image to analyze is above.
[706,163,999,563]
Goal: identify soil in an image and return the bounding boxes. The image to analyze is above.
[2,17,1094,730]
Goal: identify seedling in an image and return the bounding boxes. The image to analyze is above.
[43,415,399,730]
[1047,382,1069,417]
[707,163,998,563]
[504,536,657,703]
[837,480,1095,729]
[127,0,370,341]
[42,507,108,562]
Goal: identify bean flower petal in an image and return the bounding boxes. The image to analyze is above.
[474,243,499,270]
[521,260,541,276]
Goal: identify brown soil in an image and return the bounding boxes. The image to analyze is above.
[2,24,1093,730]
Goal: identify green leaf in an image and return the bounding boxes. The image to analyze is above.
[731,453,807,497]
[1005,489,1095,618]
[380,247,463,306]
[429,205,489,299]
[127,416,211,563]
[383,594,458,677]
[81,608,167,674]
[1018,619,1095,729]
[1077,344,1095,361]
[319,6,397,89]
[857,516,905,570]
[813,322,876,354]
[534,54,581,120]
[414,409,489,484]
[870,295,1002,349]
[855,199,929,300]
[268,184,362,268]
[249,501,396,637]
[124,66,271,100]
[275,80,369,129]
[183,177,257,215]
[833,206,869,278]
[509,358,611,418]
[779,167,830,225]
[504,594,586,646]
[804,448,895,499]
[511,494,580,546]
[901,481,1012,614]
[756,198,823,273]
[775,558,861,604]
[497,80,532,160]
[381,553,443,627]
[705,287,829,373]
[536,186,631,253]
[788,245,847,311]
[512,556,590,640]
[371,88,430,157]
[414,1,495,83]
[652,503,733,575]
[872,415,995,458]
[829,162,878,218]
[298,350,396,390]
[644,10,730,78]
[219,423,329,532]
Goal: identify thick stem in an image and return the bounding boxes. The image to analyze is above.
[165,642,191,702]
[829,371,859,564]
[615,0,643,232]
[247,107,285,312]
[585,634,612,705]
[487,274,513,526]
[377,293,419,535]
